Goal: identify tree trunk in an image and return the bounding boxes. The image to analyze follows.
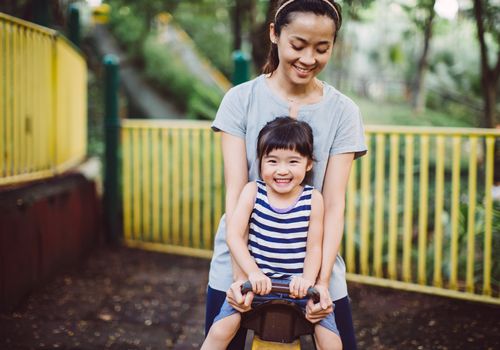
[250,0,278,73]
[233,0,243,50]
[412,1,436,114]
[473,0,499,128]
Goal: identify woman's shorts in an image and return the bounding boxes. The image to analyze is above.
[213,284,339,337]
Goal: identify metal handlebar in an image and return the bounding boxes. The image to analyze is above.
[241,280,320,303]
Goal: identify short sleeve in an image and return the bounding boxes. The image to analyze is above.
[211,86,246,138]
[330,102,367,159]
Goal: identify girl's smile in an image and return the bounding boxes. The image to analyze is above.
[260,148,313,205]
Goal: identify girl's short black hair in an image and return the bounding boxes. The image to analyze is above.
[257,116,314,159]
[257,116,315,184]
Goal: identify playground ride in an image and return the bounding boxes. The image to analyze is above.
[241,281,322,349]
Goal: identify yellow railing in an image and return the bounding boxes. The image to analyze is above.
[121,120,500,305]
[0,13,87,186]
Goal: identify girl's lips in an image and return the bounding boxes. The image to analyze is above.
[274,178,291,183]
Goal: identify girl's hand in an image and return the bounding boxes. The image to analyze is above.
[226,280,254,313]
[305,283,333,323]
[248,271,272,295]
[289,276,314,299]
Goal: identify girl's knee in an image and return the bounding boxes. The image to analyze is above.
[315,326,342,350]
[207,314,241,343]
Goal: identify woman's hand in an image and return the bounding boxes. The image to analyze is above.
[289,276,314,299]
[248,271,272,295]
[305,283,333,323]
[226,280,254,313]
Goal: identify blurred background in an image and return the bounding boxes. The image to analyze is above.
[0,1,499,349]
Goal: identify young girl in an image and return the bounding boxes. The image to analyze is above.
[206,1,367,349]
[201,117,342,350]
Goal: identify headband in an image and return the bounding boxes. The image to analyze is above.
[274,0,339,22]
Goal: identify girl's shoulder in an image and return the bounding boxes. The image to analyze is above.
[238,181,259,207]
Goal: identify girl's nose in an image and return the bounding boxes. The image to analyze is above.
[277,165,288,174]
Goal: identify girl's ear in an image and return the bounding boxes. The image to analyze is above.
[306,160,313,172]
[269,23,278,44]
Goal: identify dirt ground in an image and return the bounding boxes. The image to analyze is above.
[1,246,499,349]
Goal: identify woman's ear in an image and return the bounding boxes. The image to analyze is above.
[269,23,278,44]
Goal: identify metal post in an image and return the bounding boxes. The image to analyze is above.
[103,54,121,244]
[68,5,81,47]
[232,50,249,86]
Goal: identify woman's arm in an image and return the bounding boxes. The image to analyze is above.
[317,153,355,287]
[306,152,355,322]
[220,132,262,310]
[221,132,249,281]
[290,190,324,298]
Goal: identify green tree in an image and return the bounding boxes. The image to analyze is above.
[402,0,438,114]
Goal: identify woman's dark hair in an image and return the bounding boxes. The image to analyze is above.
[257,116,315,183]
[262,0,342,74]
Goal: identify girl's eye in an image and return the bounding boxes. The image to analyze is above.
[291,44,303,51]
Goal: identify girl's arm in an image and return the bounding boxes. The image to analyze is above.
[226,182,272,295]
[290,189,324,298]
[221,132,249,281]
[306,153,354,319]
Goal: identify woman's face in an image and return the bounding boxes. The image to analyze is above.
[271,13,335,86]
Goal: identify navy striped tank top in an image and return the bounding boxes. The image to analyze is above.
[248,180,313,279]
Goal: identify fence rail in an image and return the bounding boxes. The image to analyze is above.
[0,13,87,186]
[121,120,500,305]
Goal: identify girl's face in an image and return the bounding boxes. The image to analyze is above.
[271,13,335,86]
[260,148,313,196]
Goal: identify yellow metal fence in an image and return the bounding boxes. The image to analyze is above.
[121,120,500,305]
[0,13,87,186]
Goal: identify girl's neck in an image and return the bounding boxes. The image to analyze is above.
[265,183,304,210]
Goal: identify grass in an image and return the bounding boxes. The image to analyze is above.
[353,95,474,128]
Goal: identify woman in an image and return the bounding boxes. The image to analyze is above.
[205,1,367,348]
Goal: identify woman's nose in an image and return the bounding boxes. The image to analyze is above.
[300,49,316,65]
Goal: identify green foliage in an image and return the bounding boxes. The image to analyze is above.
[173,2,233,78]
[142,36,223,119]
[107,2,147,59]
[388,44,405,65]
[187,81,224,121]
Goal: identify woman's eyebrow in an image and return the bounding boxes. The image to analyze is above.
[289,36,332,46]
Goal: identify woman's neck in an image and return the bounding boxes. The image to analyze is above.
[267,72,322,104]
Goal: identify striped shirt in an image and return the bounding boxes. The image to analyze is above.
[248,180,313,279]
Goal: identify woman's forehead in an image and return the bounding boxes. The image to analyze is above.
[282,12,335,40]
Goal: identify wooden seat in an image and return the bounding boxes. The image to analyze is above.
[241,299,314,343]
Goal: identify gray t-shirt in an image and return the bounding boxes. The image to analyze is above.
[209,74,367,300]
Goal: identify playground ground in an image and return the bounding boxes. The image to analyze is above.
[1,246,499,350]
